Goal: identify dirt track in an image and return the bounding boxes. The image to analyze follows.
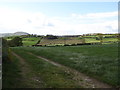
[28,52,112,88]
[12,52,44,88]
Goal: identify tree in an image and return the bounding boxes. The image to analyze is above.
[98,34,103,44]
[45,35,58,39]
[8,37,23,47]
[81,36,85,43]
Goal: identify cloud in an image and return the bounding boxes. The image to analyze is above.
[0,7,118,35]
[71,11,118,19]
[46,23,54,27]
[27,19,32,23]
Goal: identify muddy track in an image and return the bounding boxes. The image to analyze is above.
[11,52,43,88]
[28,52,112,88]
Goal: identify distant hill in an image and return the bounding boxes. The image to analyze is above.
[0,32,29,37]
[13,32,29,36]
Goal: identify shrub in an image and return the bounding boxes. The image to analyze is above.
[2,38,10,63]
[8,37,23,47]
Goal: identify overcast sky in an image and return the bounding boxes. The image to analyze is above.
[0,1,118,35]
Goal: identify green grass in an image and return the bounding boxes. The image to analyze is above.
[2,54,22,88]
[22,37,41,46]
[22,37,40,41]
[83,35,97,38]
[85,37,118,43]
[22,41,38,46]
[103,38,118,42]
[85,38,100,43]
[11,48,81,88]
[11,43,119,87]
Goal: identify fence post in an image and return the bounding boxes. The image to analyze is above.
[0,37,2,89]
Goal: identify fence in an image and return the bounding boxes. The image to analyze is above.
[0,37,2,89]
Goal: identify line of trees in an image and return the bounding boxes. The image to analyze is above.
[45,35,58,39]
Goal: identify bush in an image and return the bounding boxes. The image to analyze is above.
[96,37,100,40]
[2,38,10,63]
[8,37,23,47]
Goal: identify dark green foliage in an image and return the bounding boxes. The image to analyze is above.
[2,38,8,47]
[96,36,103,40]
[8,37,23,47]
[104,36,117,38]
[96,37,100,40]
[45,35,58,39]
[2,38,10,63]
[98,35,103,40]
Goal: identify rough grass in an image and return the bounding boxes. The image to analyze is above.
[11,49,82,88]
[11,43,119,87]
[2,55,22,88]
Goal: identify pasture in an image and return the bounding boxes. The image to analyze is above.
[37,38,85,46]
[36,34,118,46]
[5,34,118,46]
[22,37,41,46]
[3,34,119,88]
[10,43,119,87]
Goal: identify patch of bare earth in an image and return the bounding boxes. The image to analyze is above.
[28,52,112,88]
[12,52,44,88]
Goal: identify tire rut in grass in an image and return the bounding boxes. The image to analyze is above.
[28,52,112,88]
[12,52,44,88]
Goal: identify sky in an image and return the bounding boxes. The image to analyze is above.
[0,1,118,35]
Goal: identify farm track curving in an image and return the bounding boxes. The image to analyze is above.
[28,52,112,88]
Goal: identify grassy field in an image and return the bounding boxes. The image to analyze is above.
[5,34,118,46]
[11,43,119,87]
[85,37,118,43]
[85,38,100,43]
[22,37,41,46]
[9,50,82,88]
[38,38,85,46]
[38,36,118,46]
